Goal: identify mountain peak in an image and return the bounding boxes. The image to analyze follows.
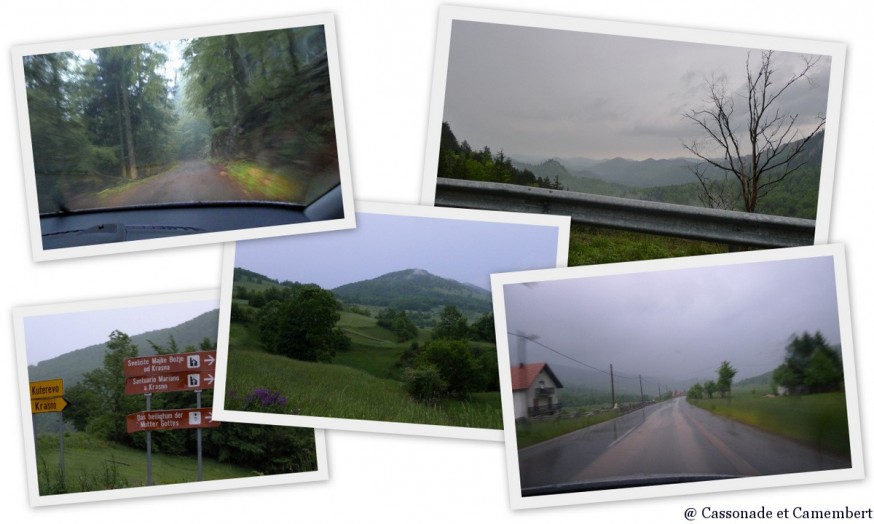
[332,269,491,314]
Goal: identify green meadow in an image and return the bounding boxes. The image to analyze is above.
[226,312,502,429]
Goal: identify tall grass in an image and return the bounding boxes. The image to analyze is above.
[569,224,729,266]
[35,431,256,494]
[226,348,502,429]
[688,392,850,457]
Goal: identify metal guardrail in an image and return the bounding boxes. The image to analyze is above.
[435,178,816,248]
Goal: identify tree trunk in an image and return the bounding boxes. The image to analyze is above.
[114,85,128,179]
[120,79,138,180]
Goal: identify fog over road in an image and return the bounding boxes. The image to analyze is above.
[519,398,850,490]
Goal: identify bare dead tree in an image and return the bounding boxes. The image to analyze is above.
[683,50,826,213]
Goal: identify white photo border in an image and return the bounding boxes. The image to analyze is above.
[213,200,571,441]
[420,5,846,247]
[11,289,329,507]
[490,243,862,509]
[12,13,356,262]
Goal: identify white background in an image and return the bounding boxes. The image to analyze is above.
[1,0,869,521]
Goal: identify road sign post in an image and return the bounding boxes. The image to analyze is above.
[123,352,220,484]
[29,378,68,487]
[125,408,221,433]
[123,351,216,378]
[125,370,216,395]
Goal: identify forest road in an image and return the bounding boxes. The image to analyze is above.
[80,160,250,208]
[518,397,850,490]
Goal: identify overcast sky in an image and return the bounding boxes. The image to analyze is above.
[23,299,217,366]
[443,21,831,161]
[503,256,841,385]
[235,212,562,289]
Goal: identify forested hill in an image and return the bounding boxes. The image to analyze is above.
[234,267,280,286]
[331,269,492,314]
[27,309,219,386]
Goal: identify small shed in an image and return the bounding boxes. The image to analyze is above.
[511,362,563,420]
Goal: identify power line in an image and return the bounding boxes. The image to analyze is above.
[508,332,646,382]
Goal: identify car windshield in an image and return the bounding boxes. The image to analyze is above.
[25,26,339,215]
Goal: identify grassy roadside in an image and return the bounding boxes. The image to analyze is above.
[568,224,729,266]
[223,160,304,201]
[516,409,624,449]
[687,392,850,457]
[35,431,255,495]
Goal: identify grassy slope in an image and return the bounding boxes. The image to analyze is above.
[226,313,502,429]
[568,223,730,266]
[688,391,850,457]
[35,432,255,495]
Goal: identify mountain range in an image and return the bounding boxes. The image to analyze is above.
[509,130,824,191]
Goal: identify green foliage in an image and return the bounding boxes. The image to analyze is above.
[205,416,317,474]
[687,383,705,400]
[470,312,496,343]
[184,27,336,175]
[438,122,562,189]
[35,430,274,493]
[376,308,419,342]
[402,364,448,404]
[77,330,141,444]
[703,379,717,399]
[568,223,729,266]
[257,284,349,362]
[230,301,251,324]
[432,305,469,341]
[717,361,738,399]
[772,331,843,394]
[225,344,502,428]
[417,340,482,399]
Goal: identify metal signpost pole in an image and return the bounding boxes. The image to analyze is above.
[58,412,65,481]
[196,389,202,482]
[145,393,152,486]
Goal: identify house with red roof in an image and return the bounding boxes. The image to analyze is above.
[511,362,563,420]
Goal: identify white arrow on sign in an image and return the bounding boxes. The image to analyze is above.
[205,355,216,366]
[205,374,215,385]
[206,411,213,422]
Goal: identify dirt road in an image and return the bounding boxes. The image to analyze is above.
[73,160,249,208]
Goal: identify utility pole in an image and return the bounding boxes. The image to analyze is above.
[639,375,644,403]
[609,363,616,409]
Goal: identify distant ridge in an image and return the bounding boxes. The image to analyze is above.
[331,268,492,314]
[27,309,219,386]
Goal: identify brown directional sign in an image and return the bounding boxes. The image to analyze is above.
[31,396,69,414]
[126,408,221,433]
[125,370,216,395]
[30,378,64,400]
[124,351,216,378]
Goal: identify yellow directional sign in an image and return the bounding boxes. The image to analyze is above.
[31,397,69,414]
[30,378,64,400]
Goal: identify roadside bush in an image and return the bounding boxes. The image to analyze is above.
[403,364,447,404]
